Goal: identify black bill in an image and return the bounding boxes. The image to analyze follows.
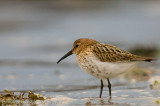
[57,50,73,64]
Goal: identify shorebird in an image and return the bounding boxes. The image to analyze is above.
[57,38,153,98]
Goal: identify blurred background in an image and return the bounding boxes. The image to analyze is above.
[0,0,160,105]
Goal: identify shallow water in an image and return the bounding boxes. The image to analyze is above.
[0,0,160,105]
[43,89,160,106]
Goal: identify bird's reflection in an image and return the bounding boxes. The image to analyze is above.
[85,97,113,106]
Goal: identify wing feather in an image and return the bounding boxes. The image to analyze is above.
[92,43,153,62]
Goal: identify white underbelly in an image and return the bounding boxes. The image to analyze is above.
[77,56,137,79]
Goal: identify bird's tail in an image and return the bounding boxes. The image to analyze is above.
[131,56,156,62]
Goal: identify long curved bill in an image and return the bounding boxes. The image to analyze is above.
[57,50,73,64]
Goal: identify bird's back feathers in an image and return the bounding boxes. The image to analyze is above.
[92,43,153,62]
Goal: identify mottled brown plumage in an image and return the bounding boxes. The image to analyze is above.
[73,38,152,62]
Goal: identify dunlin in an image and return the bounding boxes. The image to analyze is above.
[57,38,153,98]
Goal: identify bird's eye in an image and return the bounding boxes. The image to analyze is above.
[75,44,79,48]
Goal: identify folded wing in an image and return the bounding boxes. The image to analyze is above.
[92,43,153,62]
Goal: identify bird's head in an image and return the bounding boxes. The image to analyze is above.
[57,38,97,64]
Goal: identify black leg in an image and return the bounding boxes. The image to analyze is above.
[99,80,103,98]
[107,78,111,97]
